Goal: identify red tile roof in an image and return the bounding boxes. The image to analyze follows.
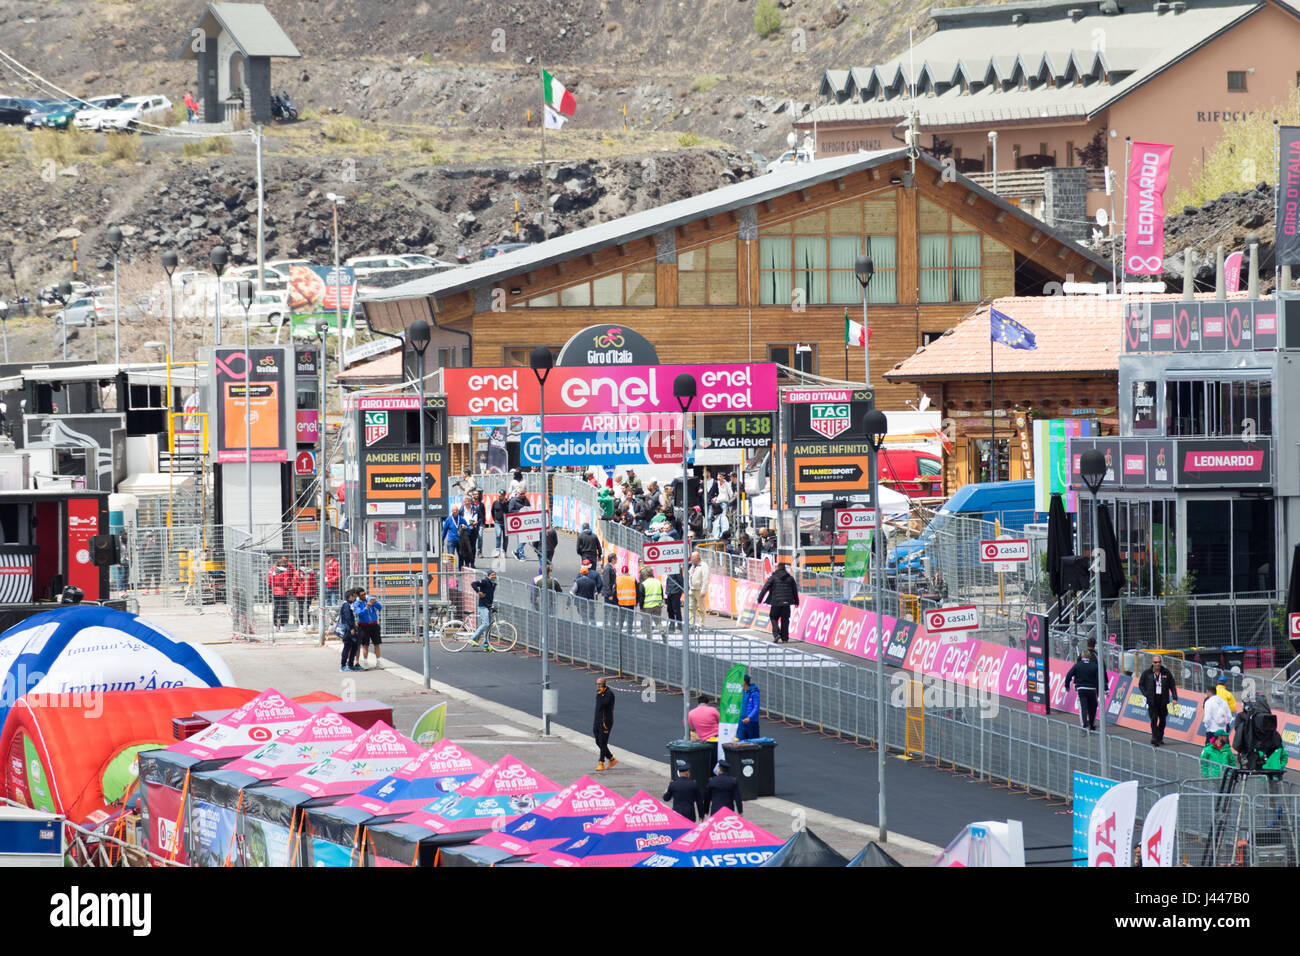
[884,292,1250,382]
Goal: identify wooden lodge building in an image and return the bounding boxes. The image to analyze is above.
[360,148,1113,412]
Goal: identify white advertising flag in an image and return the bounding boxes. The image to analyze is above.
[1088,779,1138,867]
[1140,792,1178,868]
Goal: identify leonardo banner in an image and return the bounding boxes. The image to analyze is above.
[1123,142,1173,276]
[1277,126,1300,266]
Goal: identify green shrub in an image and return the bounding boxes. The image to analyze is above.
[104,133,142,162]
[677,132,702,148]
[690,75,722,94]
[754,0,781,37]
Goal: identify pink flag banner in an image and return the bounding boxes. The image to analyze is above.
[169,688,313,761]
[1224,251,1243,293]
[1123,142,1174,276]
[275,722,426,798]
[222,707,364,781]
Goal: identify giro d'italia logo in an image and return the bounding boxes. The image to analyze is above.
[809,403,851,440]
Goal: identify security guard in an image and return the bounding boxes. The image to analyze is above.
[615,565,640,636]
[706,759,743,816]
[639,568,664,640]
[663,760,705,822]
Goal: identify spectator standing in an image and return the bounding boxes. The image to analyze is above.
[601,554,620,626]
[664,567,684,634]
[352,588,384,669]
[575,522,602,569]
[688,693,720,741]
[737,674,761,740]
[267,555,295,632]
[689,552,711,620]
[490,493,508,557]
[463,494,482,564]
[1202,688,1233,744]
[757,563,800,643]
[294,564,317,630]
[1063,642,1099,730]
[1138,656,1178,746]
[324,555,341,608]
[468,571,497,650]
[337,587,361,672]
[1215,675,1239,713]
[594,677,617,771]
[663,762,704,822]
[615,565,640,636]
[442,507,467,566]
[639,568,664,640]
[184,91,197,122]
[572,564,601,624]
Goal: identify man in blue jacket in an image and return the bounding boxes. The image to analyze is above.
[738,673,760,740]
[338,587,361,672]
[353,588,384,669]
[442,507,467,567]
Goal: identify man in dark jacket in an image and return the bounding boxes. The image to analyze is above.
[468,571,497,650]
[594,677,617,771]
[338,587,361,672]
[757,564,800,643]
[534,527,559,571]
[663,761,704,822]
[507,491,528,560]
[1063,640,1100,730]
[575,522,602,569]
[706,759,742,816]
[572,564,601,624]
[1138,655,1179,746]
[601,554,619,626]
[490,493,508,557]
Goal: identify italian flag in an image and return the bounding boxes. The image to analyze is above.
[543,70,577,126]
[845,310,870,347]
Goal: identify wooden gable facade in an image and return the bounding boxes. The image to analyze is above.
[365,153,1110,409]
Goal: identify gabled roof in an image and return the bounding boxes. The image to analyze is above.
[808,0,1269,128]
[177,2,301,61]
[364,149,1112,308]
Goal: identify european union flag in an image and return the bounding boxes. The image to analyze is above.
[990,308,1037,350]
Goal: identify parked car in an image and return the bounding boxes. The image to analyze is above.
[766,145,816,172]
[223,290,289,326]
[479,242,532,259]
[226,265,287,290]
[88,95,173,132]
[876,449,944,498]
[0,97,49,125]
[27,95,124,130]
[344,255,413,277]
[267,258,312,277]
[395,254,457,271]
[53,296,104,328]
[37,280,93,304]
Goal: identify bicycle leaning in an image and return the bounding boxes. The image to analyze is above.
[437,604,517,653]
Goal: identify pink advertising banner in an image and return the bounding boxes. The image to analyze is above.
[443,364,779,417]
[1123,142,1174,276]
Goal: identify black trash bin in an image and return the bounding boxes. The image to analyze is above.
[722,741,770,801]
[750,738,777,796]
[667,740,715,789]
[1222,646,1246,676]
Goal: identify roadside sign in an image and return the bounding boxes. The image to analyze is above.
[504,510,544,535]
[834,508,877,531]
[294,451,315,476]
[925,605,979,636]
[642,541,686,566]
[1291,613,1300,640]
[980,539,1030,573]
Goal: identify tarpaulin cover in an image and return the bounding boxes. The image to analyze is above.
[532,791,691,867]
[304,739,492,868]
[394,754,562,835]
[0,605,235,735]
[847,842,903,867]
[636,808,783,867]
[758,827,849,867]
[478,775,625,853]
[2,686,254,829]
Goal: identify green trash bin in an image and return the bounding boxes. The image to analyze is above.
[667,739,715,789]
[722,742,762,801]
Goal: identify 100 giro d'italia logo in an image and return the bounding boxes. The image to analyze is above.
[809,403,851,440]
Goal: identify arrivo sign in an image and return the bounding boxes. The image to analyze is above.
[925,605,979,634]
[979,539,1030,563]
[643,541,685,565]
[443,364,778,416]
[504,510,544,535]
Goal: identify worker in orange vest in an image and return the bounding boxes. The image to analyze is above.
[268,555,296,631]
[614,565,640,636]
[294,565,317,629]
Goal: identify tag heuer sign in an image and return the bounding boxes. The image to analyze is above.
[809,403,851,440]
[364,411,389,446]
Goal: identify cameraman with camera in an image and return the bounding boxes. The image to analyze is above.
[1231,697,1289,777]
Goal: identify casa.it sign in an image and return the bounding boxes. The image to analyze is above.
[443,364,778,416]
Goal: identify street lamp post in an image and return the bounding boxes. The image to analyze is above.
[326,194,345,373]
[865,408,889,842]
[0,299,8,363]
[673,373,698,737]
[1080,448,1109,778]
[55,280,73,360]
[106,226,123,366]
[530,346,555,735]
[238,279,255,545]
[855,254,874,385]
[988,130,999,193]
[210,246,229,346]
[315,321,330,647]
[409,319,433,689]
[161,251,178,360]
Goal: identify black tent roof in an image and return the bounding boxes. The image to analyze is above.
[846,842,903,867]
[759,828,849,867]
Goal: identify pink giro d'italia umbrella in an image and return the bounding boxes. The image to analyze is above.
[168,687,314,761]
[528,791,692,867]
[221,707,365,781]
[472,775,625,855]
[636,808,784,867]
